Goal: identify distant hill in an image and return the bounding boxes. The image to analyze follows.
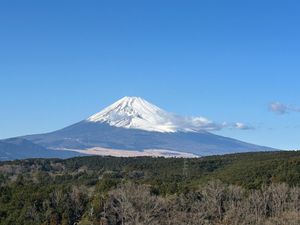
[0,138,83,161]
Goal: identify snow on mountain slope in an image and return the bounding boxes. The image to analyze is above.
[87,96,220,133]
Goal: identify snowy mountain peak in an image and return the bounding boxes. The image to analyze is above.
[87,96,177,132]
[87,96,218,133]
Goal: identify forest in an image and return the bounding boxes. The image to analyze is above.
[0,151,300,225]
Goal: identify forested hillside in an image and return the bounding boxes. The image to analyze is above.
[0,151,300,225]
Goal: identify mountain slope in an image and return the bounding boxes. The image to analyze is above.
[23,121,272,156]
[0,138,83,161]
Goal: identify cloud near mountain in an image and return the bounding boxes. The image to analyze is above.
[233,122,254,130]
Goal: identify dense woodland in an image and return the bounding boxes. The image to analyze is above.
[0,151,300,225]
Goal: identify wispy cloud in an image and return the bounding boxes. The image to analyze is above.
[233,122,254,130]
[169,115,252,132]
[170,115,226,132]
[269,102,300,115]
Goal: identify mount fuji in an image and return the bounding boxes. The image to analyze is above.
[3,96,273,159]
[87,96,221,133]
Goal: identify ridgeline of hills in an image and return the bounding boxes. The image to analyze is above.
[0,138,83,161]
[0,151,299,225]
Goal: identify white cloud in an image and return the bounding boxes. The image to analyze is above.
[176,116,253,132]
[233,122,254,130]
[167,115,226,132]
[269,102,288,114]
[188,116,226,131]
[269,102,300,115]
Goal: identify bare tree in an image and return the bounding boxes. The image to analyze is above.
[104,183,166,225]
[97,182,300,225]
[201,180,227,222]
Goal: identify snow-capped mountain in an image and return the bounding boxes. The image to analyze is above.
[87,96,219,133]
[87,96,176,132]
[1,96,275,159]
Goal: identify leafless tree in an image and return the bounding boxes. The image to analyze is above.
[96,182,300,225]
[103,183,166,225]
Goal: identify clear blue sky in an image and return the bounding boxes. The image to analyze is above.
[1,0,300,149]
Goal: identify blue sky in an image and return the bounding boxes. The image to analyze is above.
[1,0,300,149]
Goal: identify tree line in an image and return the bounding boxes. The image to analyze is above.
[0,151,299,224]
